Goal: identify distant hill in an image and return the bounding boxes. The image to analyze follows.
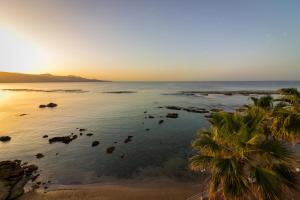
[0,72,109,83]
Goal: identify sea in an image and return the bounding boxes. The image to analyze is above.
[0,81,299,184]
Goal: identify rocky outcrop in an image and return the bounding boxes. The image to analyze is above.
[0,160,38,200]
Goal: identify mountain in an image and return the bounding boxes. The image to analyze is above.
[0,72,109,83]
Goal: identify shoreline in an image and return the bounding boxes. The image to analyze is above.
[21,178,203,200]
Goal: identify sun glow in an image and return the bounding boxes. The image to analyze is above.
[0,27,47,73]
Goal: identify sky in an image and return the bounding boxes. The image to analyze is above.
[0,0,299,81]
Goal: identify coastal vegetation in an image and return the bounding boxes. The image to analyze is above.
[190,88,300,199]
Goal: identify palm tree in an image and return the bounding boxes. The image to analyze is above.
[190,90,299,200]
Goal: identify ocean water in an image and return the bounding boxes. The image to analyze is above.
[0,81,299,184]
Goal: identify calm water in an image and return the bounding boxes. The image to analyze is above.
[0,81,299,184]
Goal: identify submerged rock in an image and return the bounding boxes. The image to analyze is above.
[165,106,182,110]
[43,135,48,138]
[79,129,86,132]
[148,115,155,119]
[106,146,115,154]
[158,120,164,124]
[86,133,93,136]
[0,160,38,200]
[182,107,209,113]
[166,113,178,118]
[35,153,44,159]
[19,114,27,117]
[39,105,46,108]
[91,141,100,147]
[124,136,133,144]
[0,136,11,143]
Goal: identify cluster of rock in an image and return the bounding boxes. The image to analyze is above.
[0,160,38,200]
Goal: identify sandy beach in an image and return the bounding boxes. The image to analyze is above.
[20,179,202,200]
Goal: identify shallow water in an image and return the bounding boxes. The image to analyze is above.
[0,81,299,184]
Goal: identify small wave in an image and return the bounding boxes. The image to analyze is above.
[164,90,277,96]
[2,89,88,93]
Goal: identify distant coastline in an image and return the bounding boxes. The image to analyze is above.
[0,72,110,83]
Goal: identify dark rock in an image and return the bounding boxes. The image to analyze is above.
[79,129,86,132]
[158,120,164,124]
[39,105,46,108]
[120,154,126,159]
[0,136,11,142]
[165,106,182,110]
[86,133,93,136]
[0,160,38,200]
[144,111,147,113]
[91,141,100,147]
[55,153,59,156]
[182,107,209,113]
[145,128,150,131]
[19,114,27,117]
[46,103,57,108]
[166,113,178,118]
[80,133,83,136]
[14,160,21,165]
[43,135,48,138]
[124,136,133,144]
[148,115,155,119]
[48,135,77,144]
[106,146,115,154]
[35,153,44,159]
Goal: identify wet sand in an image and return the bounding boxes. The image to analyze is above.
[20,179,202,200]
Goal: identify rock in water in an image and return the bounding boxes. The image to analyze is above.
[124,136,133,143]
[35,153,44,159]
[106,146,115,154]
[165,106,182,110]
[46,103,57,108]
[158,120,164,124]
[0,136,11,142]
[91,141,100,147]
[166,113,178,118]
[0,161,38,200]
[39,105,46,108]
[48,135,77,144]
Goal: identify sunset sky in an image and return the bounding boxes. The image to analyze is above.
[0,0,299,81]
